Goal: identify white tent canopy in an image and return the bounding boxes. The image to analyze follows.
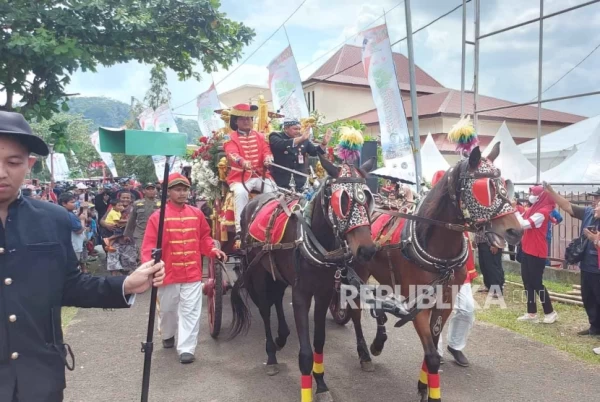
[516,122,600,193]
[421,132,450,182]
[483,121,536,182]
[518,114,600,159]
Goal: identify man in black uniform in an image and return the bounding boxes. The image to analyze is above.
[0,111,165,402]
[268,118,332,189]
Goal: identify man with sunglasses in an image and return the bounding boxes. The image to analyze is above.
[268,118,331,190]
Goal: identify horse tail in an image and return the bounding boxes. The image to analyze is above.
[228,273,251,339]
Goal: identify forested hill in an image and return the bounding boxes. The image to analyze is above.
[66,96,200,143]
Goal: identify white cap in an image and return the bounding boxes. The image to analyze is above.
[76,183,88,190]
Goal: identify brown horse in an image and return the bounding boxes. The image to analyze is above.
[229,155,378,402]
[346,144,523,402]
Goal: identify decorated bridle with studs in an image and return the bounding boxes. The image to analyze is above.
[321,164,374,240]
[447,157,515,232]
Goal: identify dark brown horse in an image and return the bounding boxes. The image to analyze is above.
[346,144,523,402]
[229,155,377,402]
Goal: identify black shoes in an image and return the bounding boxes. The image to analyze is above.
[447,346,470,367]
[577,328,600,336]
[162,337,175,349]
[179,353,195,364]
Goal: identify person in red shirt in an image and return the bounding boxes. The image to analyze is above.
[429,170,477,367]
[515,185,558,324]
[142,173,227,364]
[223,104,276,240]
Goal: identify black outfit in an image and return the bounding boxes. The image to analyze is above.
[521,253,554,314]
[94,192,109,222]
[0,195,132,402]
[508,244,516,261]
[477,242,505,293]
[581,271,600,333]
[572,205,600,333]
[269,131,325,189]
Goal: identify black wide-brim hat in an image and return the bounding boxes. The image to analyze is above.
[586,188,600,197]
[0,111,49,156]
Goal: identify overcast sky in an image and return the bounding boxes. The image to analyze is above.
[66,0,600,121]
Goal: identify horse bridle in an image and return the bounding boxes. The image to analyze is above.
[321,166,373,241]
[447,158,514,234]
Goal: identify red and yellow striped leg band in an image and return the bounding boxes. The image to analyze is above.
[301,375,312,402]
[419,361,428,385]
[313,353,324,375]
[427,373,441,401]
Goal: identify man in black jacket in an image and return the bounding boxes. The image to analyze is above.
[0,111,165,402]
[268,118,332,190]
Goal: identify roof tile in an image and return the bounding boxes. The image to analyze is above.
[306,44,444,92]
[348,90,585,125]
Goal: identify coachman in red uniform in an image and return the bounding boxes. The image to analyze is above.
[223,104,277,239]
[142,173,226,364]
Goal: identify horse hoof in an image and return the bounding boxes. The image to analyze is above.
[370,344,382,356]
[275,337,287,351]
[315,391,334,402]
[265,364,280,376]
[360,360,375,372]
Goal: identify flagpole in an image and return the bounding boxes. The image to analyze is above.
[404,0,422,192]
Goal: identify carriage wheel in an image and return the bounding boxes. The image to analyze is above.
[329,291,352,326]
[207,258,224,339]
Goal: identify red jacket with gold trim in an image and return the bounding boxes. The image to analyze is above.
[141,202,215,285]
[223,130,273,185]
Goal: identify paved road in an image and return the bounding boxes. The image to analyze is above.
[64,285,600,402]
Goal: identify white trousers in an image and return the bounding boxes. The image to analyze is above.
[230,178,277,233]
[157,281,203,355]
[438,283,475,355]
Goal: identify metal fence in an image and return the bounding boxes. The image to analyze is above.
[515,185,599,270]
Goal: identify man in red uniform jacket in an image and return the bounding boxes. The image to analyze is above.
[223,104,276,239]
[142,173,227,364]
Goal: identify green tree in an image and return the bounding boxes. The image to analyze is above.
[28,113,103,179]
[0,0,255,120]
[66,97,131,128]
[144,64,171,110]
[109,98,160,183]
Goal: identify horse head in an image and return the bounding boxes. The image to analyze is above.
[445,142,523,247]
[318,154,378,262]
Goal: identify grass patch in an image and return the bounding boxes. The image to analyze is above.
[503,271,575,294]
[61,307,78,329]
[473,278,599,364]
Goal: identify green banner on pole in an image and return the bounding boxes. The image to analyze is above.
[98,127,187,156]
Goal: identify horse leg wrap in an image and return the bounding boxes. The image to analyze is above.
[418,360,428,392]
[427,373,441,402]
[312,352,324,375]
[301,375,313,402]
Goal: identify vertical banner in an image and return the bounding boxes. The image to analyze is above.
[360,24,415,183]
[138,108,156,131]
[46,153,70,181]
[138,104,184,180]
[90,130,119,177]
[196,82,224,137]
[267,46,309,122]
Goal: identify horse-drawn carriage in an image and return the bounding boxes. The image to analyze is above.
[186,98,294,338]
